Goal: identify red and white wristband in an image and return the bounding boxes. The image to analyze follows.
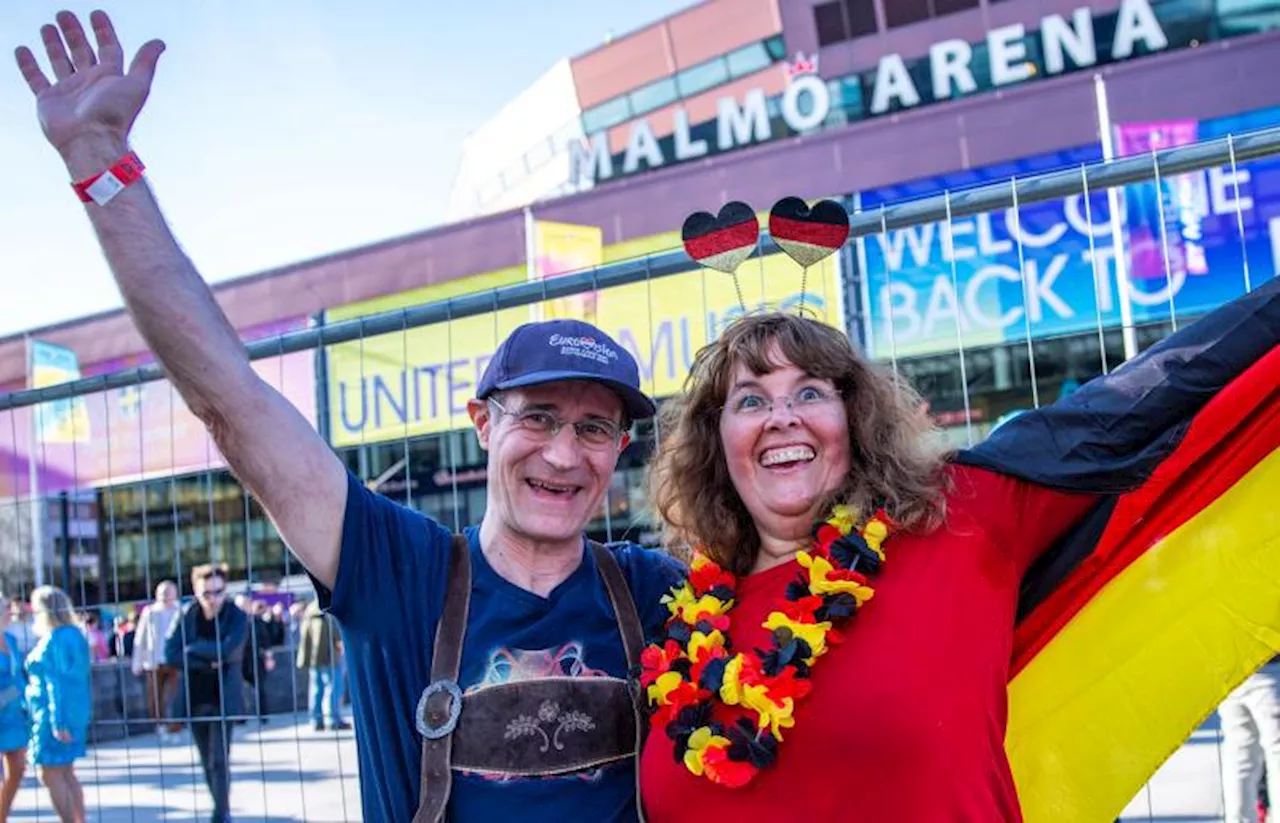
[71,151,145,206]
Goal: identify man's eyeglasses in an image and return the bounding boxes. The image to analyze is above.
[489,397,624,449]
[723,385,843,418]
[198,588,226,601]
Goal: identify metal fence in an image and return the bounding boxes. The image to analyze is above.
[0,123,1277,821]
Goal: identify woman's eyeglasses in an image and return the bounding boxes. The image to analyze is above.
[723,386,843,418]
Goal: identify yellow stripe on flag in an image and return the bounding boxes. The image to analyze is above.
[1007,447,1280,823]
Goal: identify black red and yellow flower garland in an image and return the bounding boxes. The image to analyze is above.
[640,504,895,787]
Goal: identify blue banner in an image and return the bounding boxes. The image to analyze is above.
[857,107,1280,359]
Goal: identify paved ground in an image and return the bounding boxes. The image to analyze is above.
[0,711,1250,821]
[9,713,361,822]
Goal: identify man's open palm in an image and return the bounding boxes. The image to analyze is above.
[13,10,164,154]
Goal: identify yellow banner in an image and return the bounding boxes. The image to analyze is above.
[325,244,845,447]
[531,220,604,324]
[28,339,92,444]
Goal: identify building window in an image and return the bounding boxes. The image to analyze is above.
[933,0,980,15]
[814,1,849,46]
[581,96,632,133]
[885,0,978,28]
[884,0,930,28]
[676,57,730,97]
[815,0,878,46]
[845,0,878,37]
[726,42,771,77]
[1217,2,1280,35]
[629,77,678,116]
[763,34,787,60]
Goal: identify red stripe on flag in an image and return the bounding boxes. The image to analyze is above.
[684,221,759,260]
[1011,344,1280,676]
[770,216,849,250]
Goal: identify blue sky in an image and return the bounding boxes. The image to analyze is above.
[0,1,696,339]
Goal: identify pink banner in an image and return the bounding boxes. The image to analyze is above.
[0,317,317,496]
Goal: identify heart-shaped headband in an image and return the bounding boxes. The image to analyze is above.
[680,196,851,315]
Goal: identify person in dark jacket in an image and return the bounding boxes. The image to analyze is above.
[165,563,247,823]
[243,599,277,725]
[295,600,348,731]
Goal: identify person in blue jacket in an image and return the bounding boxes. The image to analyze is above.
[0,595,29,821]
[25,585,91,823]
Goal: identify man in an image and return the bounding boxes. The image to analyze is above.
[240,598,277,726]
[295,599,349,732]
[131,579,181,742]
[14,13,682,822]
[164,563,248,823]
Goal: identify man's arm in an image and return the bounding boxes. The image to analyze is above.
[14,11,347,588]
[186,608,249,665]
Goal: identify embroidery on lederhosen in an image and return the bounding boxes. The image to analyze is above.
[504,699,597,752]
[445,674,639,778]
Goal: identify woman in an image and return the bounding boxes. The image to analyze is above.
[25,586,90,823]
[0,597,28,820]
[637,300,1278,820]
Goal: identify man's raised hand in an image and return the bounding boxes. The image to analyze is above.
[14,10,165,157]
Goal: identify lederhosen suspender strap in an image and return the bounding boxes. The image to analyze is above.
[412,538,648,823]
[413,535,471,823]
[589,541,649,823]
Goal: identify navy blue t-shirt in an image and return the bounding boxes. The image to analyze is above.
[312,470,685,822]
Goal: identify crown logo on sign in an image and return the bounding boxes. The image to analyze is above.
[785,51,819,80]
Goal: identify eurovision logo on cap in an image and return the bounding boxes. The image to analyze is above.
[768,197,850,268]
[549,333,619,367]
[680,201,759,275]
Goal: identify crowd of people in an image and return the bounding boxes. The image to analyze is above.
[0,575,347,823]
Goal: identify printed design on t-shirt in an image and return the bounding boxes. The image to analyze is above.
[462,641,611,784]
[471,642,607,688]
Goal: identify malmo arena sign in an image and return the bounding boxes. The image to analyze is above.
[572,0,1170,185]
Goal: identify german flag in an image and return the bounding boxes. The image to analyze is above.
[956,277,1280,823]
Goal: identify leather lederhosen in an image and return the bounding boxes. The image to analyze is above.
[411,536,649,823]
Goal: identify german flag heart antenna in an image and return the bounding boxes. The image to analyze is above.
[680,197,851,317]
[767,196,851,316]
[680,201,757,313]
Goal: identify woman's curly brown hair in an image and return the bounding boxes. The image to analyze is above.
[646,311,951,575]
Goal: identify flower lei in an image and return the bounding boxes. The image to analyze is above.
[639,503,895,788]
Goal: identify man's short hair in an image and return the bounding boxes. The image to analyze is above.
[190,562,230,588]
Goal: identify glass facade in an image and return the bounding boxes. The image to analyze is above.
[897,322,1179,449]
[601,0,1280,181]
[579,35,787,134]
[92,472,291,603]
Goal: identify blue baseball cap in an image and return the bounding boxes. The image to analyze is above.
[476,319,657,421]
